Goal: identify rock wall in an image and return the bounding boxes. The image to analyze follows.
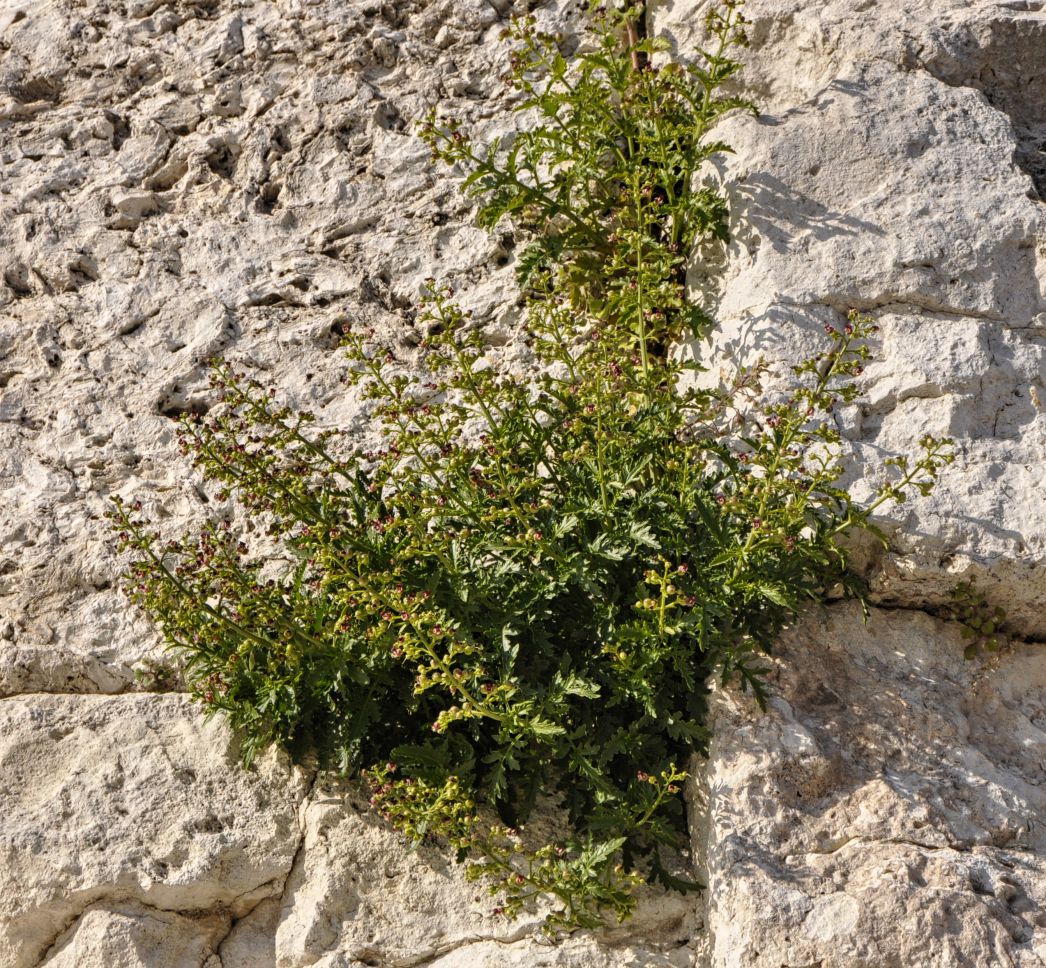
[0,0,1043,966]
[700,603,1046,967]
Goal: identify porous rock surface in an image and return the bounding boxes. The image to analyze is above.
[0,0,1043,965]
[698,603,1046,967]
[668,0,1046,635]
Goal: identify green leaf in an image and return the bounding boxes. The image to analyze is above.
[557,673,600,699]
[528,717,566,739]
[756,583,793,608]
[392,736,476,782]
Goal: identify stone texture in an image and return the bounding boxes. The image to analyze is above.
[698,603,1046,968]
[671,0,1046,635]
[0,694,309,968]
[1,0,1045,964]
[42,903,230,968]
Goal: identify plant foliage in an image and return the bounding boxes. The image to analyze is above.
[109,1,952,931]
[946,581,1007,659]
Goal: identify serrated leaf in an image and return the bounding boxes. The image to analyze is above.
[528,717,566,738]
[757,583,793,607]
[557,673,600,699]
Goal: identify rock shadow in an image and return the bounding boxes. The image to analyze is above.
[925,15,1046,200]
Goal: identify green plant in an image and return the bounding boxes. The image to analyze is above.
[422,1,753,360]
[946,581,1007,659]
[108,1,952,932]
[132,656,184,692]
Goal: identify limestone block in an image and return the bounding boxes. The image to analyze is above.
[0,695,309,968]
[41,903,229,968]
[699,603,1046,968]
[682,11,1046,634]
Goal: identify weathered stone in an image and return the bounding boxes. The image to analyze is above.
[676,0,1046,636]
[698,603,1046,967]
[0,695,309,968]
[42,903,229,968]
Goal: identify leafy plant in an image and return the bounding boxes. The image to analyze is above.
[132,657,184,692]
[108,1,951,932]
[422,2,753,360]
[946,581,1007,659]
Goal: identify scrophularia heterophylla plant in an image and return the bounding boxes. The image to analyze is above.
[109,1,953,932]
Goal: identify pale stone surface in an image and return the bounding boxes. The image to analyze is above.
[0,694,309,968]
[42,903,229,968]
[698,603,1046,968]
[267,778,697,966]
[2,0,1045,964]
[217,898,280,968]
[673,0,1046,635]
